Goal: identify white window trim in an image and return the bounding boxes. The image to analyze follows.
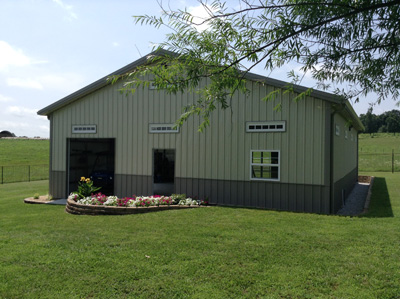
[149,82,157,90]
[149,124,179,133]
[250,150,280,181]
[335,124,340,136]
[72,125,97,134]
[246,121,286,133]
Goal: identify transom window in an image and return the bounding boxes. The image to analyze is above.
[72,125,97,134]
[149,124,179,133]
[250,150,280,181]
[246,121,285,132]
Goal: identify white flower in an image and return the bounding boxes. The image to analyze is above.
[77,196,92,205]
[104,196,118,206]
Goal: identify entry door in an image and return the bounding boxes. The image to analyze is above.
[153,149,175,195]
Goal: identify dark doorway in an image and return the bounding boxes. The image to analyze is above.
[153,149,175,195]
[67,138,115,195]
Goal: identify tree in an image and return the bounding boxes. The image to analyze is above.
[386,116,400,134]
[359,108,400,133]
[112,0,400,130]
[360,107,379,134]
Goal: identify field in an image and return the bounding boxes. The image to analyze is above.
[0,139,49,183]
[359,133,400,153]
[359,133,400,172]
[0,139,49,166]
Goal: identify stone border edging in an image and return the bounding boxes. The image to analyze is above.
[65,198,203,215]
[361,176,375,215]
[24,197,52,204]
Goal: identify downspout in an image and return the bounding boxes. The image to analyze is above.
[48,114,53,197]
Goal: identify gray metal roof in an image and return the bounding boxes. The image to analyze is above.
[37,49,364,130]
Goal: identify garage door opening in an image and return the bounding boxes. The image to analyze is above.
[67,138,115,195]
[153,149,175,195]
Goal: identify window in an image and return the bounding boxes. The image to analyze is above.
[250,150,280,181]
[149,124,179,133]
[246,121,286,132]
[149,82,157,90]
[72,125,97,134]
[335,125,340,136]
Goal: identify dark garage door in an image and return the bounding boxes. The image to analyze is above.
[67,138,115,195]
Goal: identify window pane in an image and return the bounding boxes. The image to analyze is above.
[271,152,279,164]
[251,166,279,179]
[252,151,279,164]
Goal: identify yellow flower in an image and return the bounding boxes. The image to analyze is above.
[80,177,86,181]
[86,178,91,183]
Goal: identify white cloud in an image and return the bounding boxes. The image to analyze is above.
[0,41,32,72]
[6,78,43,90]
[187,4,218,32]
[39,125,50,133]
[38,72,86,93]
[0,107,49,137]
[6,106,40,118]
[0,94,14,102]
[52,0,78,20]
[112,42,120,47]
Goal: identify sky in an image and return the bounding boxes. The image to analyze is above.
[0,0,398,138]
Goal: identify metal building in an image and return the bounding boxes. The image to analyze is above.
[38,50,364,214]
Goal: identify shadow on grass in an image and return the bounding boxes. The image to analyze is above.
[362,177,394,218]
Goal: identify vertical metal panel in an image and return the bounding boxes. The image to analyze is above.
[50,171,66,198]
[332,113,358,182]
[280,184,288,210]
[273,183,281,210]
[304,185,313,213]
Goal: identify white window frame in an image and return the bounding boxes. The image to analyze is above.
[149,82,157,90]
[335,124,340,136]
[250,150,280,181]
[246,121,286,133]
[149,124,179,133]
[72,125,97,134]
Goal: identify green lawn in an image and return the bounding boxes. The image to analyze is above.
[1,175,399,298]
[359,133,400,172]
[0,139,49,183]
[359,133,400,153]
[0,139,49,166]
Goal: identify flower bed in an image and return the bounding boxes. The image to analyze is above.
[66,193,207,215]
[66,177,208,215]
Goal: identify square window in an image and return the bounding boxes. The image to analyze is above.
[250,150,280,181]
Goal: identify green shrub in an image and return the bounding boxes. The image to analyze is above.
[170,193,186,204]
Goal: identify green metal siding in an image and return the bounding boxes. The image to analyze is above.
[49,78,330,198]
[332,113,358,182]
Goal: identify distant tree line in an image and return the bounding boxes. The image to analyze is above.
[359,109,400,134]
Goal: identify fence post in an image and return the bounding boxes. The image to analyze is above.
[392,149,394,173]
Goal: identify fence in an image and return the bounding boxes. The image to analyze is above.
[0,165,49,184]
[359,150,400,172]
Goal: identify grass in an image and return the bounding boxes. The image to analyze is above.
[359,133,400,172]
[359,133,400,153]
[0,139,49,166]
[1,175,400,298]
[0,139,49,183]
